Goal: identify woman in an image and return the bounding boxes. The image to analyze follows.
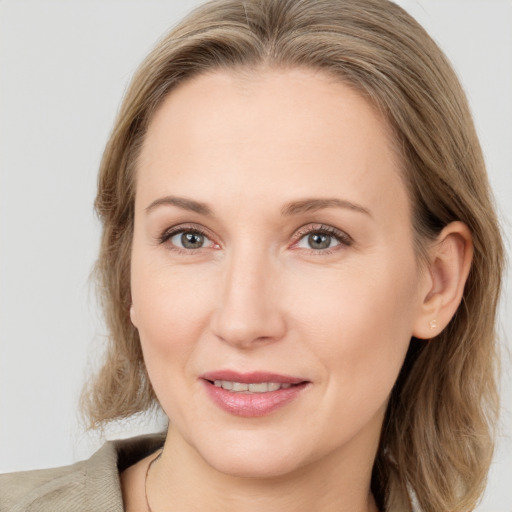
[0,0,504,511]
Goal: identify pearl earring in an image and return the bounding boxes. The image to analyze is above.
[429,319,438,330]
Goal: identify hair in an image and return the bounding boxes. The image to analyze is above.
[81,0,504,510]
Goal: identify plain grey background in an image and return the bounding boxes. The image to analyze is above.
[1,1,511,510]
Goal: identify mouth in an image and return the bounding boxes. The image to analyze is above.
[210,380,295,393]
[200,370,310,417]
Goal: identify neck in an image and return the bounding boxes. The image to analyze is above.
[147,425,380,512]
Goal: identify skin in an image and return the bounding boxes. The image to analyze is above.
[123,67,472,512]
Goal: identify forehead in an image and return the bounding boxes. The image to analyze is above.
[136,67,409,222]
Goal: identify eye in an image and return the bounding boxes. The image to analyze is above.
[171,231,208,249]
[297,232,339,250]
[159,225,217,252]
[297,231,340,250]
[293,224,352,253]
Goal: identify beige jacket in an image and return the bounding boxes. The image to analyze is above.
[0,434,165,512]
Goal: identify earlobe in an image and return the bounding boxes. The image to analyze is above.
[130,304,138,327]
[413,221,473,339]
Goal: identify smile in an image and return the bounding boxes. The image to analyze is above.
[213,380,293,392]
[201,371,309,417]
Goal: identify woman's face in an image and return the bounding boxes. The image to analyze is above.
[130,68,428,478]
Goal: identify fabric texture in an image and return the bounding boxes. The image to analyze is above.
[0,433,165,512]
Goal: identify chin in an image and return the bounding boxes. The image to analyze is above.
[192,431,310,479]
[205,449,304,479]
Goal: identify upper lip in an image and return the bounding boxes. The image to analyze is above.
[201,370,307,385]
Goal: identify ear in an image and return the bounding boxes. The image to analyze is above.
[413,221,473,339]
[130,304,138,328]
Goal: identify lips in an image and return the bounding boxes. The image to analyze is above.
[200,370,309,417]
[201,370,305,385]
[213,380,292,392]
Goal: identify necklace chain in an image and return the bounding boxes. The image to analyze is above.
[143,448,379,512]
[145,451,163,512]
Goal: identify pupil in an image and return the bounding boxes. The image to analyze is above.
[308,233,330,249]
[181,232,204,249]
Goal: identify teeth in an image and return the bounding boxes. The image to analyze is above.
[248,382,268,392]
[213,380,295,393]
[232,382,249,392]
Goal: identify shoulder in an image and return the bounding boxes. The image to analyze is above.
[0,459,89,512]
[0,433,165,512]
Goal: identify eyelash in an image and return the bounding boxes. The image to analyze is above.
[158,224,214,255]
[158,223,353,255]
[292,224,353,255]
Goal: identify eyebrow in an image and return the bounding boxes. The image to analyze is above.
[280,198,371,217]
[145,196,213,216]
[145,195,371,218]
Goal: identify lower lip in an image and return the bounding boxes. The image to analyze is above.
[202,380,308,417]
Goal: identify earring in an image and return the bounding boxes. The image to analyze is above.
[429,319,438,330]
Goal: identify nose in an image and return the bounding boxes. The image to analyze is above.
[210,248,287,349]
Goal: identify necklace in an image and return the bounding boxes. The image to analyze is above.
[145,451,162,512]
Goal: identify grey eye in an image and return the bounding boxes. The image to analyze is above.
[297,232,341,250]
[308,233,331,249]
[170,231,208,249]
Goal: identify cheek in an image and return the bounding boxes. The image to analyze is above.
[130,251,214,384]
[290,255,418,400]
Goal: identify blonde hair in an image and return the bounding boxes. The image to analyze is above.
[83,1,504,510]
